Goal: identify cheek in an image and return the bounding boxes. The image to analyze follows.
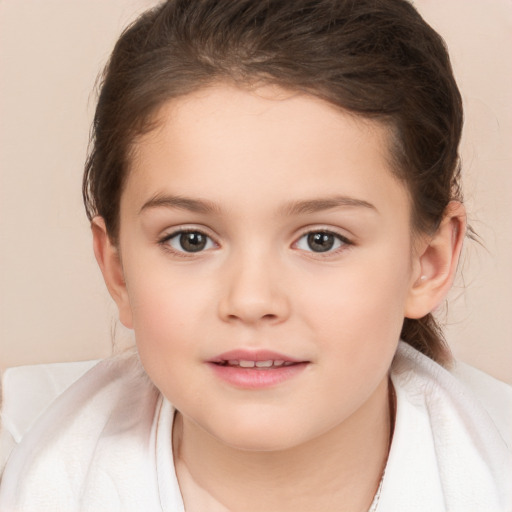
[126,273,212,406]
[300,250,411,354]
[295,258,408,417]
[124,263,213,361]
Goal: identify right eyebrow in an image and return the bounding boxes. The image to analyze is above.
[139,194,222,215]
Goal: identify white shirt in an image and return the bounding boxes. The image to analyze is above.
[0,342,511,511]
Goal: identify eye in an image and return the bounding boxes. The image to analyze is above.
[163,230,215,253]
[295,231,349,253]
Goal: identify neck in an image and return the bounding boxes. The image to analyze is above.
[174,376,393,512]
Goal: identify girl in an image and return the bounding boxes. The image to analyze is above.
[1,0,510,510]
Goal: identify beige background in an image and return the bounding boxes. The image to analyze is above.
[1,1,511,384]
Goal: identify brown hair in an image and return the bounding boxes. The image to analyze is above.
[83,0,464,365]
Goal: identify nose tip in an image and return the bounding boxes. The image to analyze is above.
[217,262,290,325]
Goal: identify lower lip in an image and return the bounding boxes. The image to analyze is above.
[207,362,308,389]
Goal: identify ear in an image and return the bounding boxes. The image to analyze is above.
[405,201,466,319]
[91,217,133,329]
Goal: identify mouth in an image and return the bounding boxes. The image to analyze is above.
[214,359,298,369]
[207,350,309,388]
[208,349,307,368]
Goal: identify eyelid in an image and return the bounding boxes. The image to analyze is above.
[294,225,353,242]
[158,223,218,240]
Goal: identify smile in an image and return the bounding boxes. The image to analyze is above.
[216,359,296,368]
[208,350,309,389]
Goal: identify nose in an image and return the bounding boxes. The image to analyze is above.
[217,251,290,325]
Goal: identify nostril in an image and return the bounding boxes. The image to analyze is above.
[226,312,277,322]
[218,286,290,324]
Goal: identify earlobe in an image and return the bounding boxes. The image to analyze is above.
[91,217,133,329]
[405,201,466,319]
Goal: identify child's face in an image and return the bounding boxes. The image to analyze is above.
[114,84,420,450]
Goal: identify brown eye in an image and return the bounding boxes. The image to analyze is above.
[166,231,214,253]
[307,232,336,252]
[295,231,348,253]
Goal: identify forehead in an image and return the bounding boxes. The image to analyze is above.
[136,84,391,162]
[123,84,409,221]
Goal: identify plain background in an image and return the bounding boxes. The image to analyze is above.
[0,0,511,384]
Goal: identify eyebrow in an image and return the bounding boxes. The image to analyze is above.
[139,193,377,216]
[139,194,221,215]
[280,196,377,216]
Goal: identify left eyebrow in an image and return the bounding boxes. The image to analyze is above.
[280,196,378,216]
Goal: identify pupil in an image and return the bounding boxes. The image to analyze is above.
[307,232,334,252]
[180,232,207,252]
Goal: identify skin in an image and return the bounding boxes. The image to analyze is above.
[93,84,466,511]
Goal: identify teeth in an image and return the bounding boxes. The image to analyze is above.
[223,359,296,368]
[255,360,273,368]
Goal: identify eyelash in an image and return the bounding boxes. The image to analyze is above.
[158,228,218,258]
[294,230,352,257]
[158,228,353,257]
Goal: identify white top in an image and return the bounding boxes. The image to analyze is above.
[0,342,511,511]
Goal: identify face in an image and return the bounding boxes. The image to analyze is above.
[113,84,421,451]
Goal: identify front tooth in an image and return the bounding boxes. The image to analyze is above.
[273,360,285,367]
[239,360,256,368]
[255,360,273,368]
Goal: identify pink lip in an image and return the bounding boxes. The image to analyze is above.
[207,349,309,389]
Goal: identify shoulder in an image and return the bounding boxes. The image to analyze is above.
[0,354,161,511]
[392,342,512,449]
[383,342,512,511]
[1,359,99,459]
[450,358,512,447]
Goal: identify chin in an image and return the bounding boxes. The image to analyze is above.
[203,416,315,453]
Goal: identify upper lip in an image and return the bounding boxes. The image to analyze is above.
[208,349,306,364]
